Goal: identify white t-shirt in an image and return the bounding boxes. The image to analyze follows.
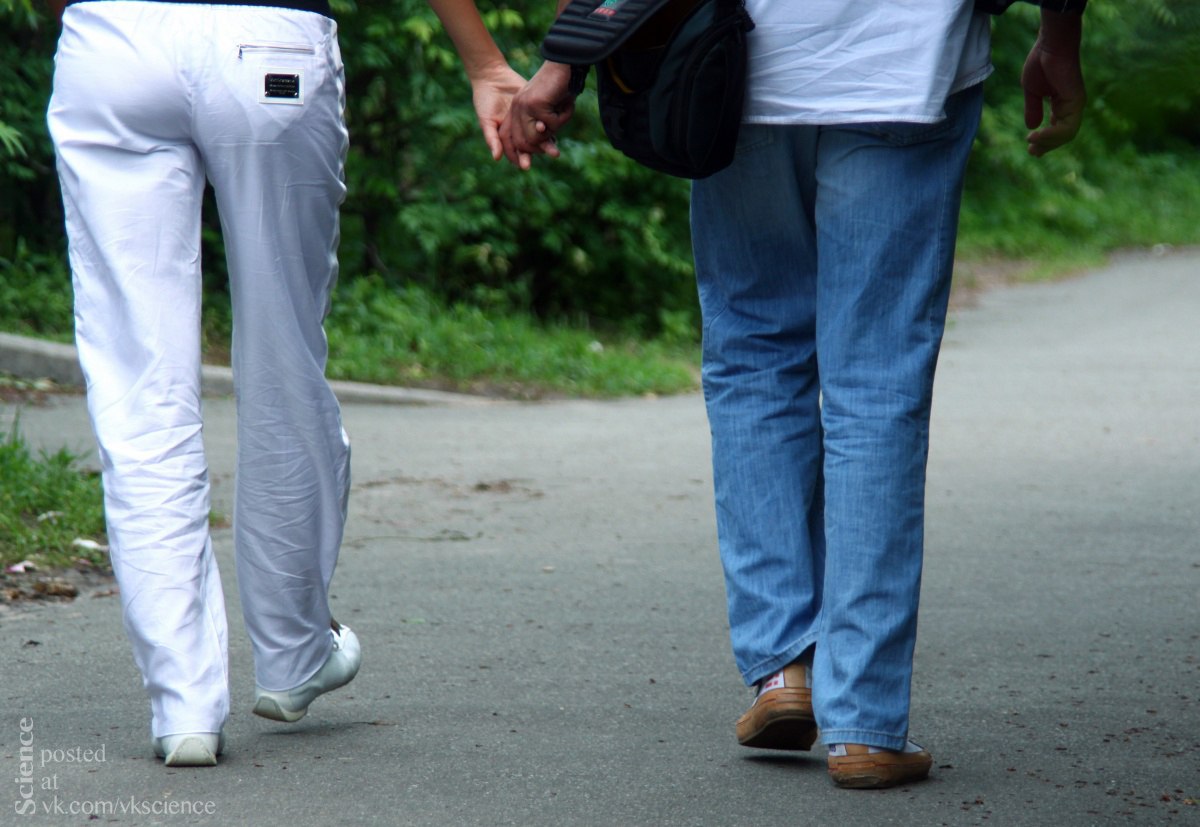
[742,0,994,125]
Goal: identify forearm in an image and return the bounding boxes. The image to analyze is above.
[1037,8,1083,56]
[426,0,507,80]
[48,0,68,22]
[542,0,581,88]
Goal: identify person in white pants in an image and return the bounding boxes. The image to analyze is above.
[46,0,530,767]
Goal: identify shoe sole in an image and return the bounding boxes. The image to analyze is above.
[828,758,932,789]
[162,737,219,768]
[737,687,817,750]
[738,713,818,750]
[253,695,309,723]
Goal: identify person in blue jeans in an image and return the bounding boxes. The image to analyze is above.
[505,0,1086,788]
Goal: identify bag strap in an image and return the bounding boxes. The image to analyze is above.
[541,0,675,65]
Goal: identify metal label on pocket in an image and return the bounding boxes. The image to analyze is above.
[260,71,303,105]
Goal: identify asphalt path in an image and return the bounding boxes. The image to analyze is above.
[1,249,1198,825]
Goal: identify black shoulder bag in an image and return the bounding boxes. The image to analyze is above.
[542,0,755,180]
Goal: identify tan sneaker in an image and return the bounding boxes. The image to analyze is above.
[735,662,817,750]
[827,741,932,789]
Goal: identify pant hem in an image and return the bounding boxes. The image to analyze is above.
[152,718,228,740]
[741,635,817,686]
[819,729,911,751]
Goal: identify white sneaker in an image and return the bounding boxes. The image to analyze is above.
[152,732,224,767]
[253,622,362,723]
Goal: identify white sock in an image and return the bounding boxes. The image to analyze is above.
[828,741,924,756]
[755,662,814,697]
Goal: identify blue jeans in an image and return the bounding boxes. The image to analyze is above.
[691,85,984,749]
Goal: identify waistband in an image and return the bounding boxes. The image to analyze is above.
[66,0,333,18]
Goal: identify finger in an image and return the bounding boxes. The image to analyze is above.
[1028,102,1083,156]
[524,137,560,157]
[1053,99,1086,136]
[1023,88,1045,131]
[479,120,503,162]
[501,127,523,166]
[500,114,530,166]
[514,125,552,155]
[537,111,574,134]
[1026,122,1068,156]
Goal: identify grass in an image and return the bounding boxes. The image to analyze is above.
[958,142,1200,267]
[323,277,699,398]
[0,416,108,571]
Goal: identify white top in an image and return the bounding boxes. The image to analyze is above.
[741,0,994,125]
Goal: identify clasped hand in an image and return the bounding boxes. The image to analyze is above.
[470,61,577,170]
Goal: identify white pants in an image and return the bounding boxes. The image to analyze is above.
[48,1,351,738]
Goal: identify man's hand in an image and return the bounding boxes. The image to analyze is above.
[1022,10,1086,157]
[499,61,576,170]
[469,62,533,162]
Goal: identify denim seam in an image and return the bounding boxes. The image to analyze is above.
[743,634,818,686]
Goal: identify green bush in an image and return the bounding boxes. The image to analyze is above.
[961,1,1200,256]
[2,0,1199,352]
[0,240,74,338]
[0,1,61,262]
[330,0,695,336]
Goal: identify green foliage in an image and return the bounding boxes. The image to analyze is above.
[325,277,698,397]
[962,0,1200,254]
[0,419,108,568]
[960,145,1200,259]
[1,0,1199,394]
[1078,0,1200,147]
[332,0,695,336]
[0,241,74,338]
[0,1,61,262]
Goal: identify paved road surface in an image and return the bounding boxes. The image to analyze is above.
[2,250,1197,825]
